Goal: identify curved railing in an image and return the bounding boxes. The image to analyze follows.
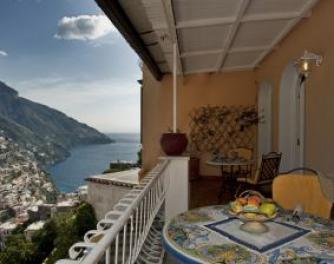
[56,159,169,264]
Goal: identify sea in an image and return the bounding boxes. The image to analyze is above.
[47,133,141,193]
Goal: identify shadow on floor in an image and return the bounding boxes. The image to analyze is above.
[189,176,272,209]
[164,254,178,264]
[189,177,230,209]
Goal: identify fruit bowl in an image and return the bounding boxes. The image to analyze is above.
[229,190,278,233]
[229,210,277,222]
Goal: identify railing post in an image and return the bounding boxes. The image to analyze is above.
[160,157,190,221]
[105,247,110,264]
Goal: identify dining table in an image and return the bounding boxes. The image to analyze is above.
[163,205,334,264]
[206,157,255,200]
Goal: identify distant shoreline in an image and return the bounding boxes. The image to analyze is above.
[46,133,140,193]
[44,132,140,168]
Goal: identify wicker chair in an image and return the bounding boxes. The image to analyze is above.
[273,168,333,219]
[236,152,282,193]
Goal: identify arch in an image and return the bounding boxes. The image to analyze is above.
[279,61,305,172]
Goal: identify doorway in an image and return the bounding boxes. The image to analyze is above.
[257,81,273,158]
[279,62,306,172]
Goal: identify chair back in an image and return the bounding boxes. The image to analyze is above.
[273,169,333,219]
[254,152,281,183]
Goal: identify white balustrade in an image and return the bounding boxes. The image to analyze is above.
[56,159,169,264]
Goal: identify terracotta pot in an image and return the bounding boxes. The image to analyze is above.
[160,133,188,156]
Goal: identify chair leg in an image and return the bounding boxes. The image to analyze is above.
[219,178,236,203]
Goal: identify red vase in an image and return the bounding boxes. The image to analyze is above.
[160,133,188,156]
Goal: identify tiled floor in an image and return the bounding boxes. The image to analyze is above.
[190,176,235,209]
[164,254,177,264]
[190,176,275,209]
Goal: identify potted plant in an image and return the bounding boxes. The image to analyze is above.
[238,109,259,131]
[160,128,188,156]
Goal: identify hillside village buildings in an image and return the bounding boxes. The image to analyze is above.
[0,131,85,248]
[0,132,56,213]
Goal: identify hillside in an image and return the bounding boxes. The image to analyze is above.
[0,81,113,165]
[0,132,58,208]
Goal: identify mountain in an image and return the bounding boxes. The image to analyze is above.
[0,81,113,165]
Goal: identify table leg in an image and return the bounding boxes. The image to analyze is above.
[227,166,235,200]
[218,166,225,201]
[219,165,235,202]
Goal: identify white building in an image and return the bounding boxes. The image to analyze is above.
[24,220,45,241]
[0,220,17,249]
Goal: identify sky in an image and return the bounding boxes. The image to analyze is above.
[0,0,141,133]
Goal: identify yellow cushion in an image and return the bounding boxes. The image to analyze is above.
[273,174,333,219]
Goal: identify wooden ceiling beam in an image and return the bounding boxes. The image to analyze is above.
[252,0,319,68]
[181,46,270,58]
[177,17,235,29]
[95,0,163,81]
[216,0,251,71]
[176,12,302,29]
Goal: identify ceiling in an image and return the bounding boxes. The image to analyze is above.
[116,0,319,76]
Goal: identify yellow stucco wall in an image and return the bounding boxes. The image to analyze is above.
[142,0,334,177]
[255,0,334,174]
[142,68,257,175]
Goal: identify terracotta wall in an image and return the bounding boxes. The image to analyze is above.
[142,67,257,175]
[255,0,334,174]
[142,0,334,177]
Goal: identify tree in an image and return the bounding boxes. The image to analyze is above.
[74,203,96,237]
[0,202,97,264]
[0,234,35,264]
[137,148,142,167]
[31,220,57,262]
[45,203,97,264]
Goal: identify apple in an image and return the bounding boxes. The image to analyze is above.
[260,203,277,217]
[248,195,262,206]
[230,201,243,213]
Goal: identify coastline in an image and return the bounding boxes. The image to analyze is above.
[46,133,140,193]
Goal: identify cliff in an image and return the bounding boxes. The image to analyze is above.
[0,81,113,165]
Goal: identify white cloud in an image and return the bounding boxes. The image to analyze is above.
[0,50,8,57]
[54,15,116,41]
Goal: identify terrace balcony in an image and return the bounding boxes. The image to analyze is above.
[58,0,334,263]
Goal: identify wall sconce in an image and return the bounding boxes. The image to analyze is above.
[295,50,323,77]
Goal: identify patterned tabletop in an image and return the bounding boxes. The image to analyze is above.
[163,205,334,264]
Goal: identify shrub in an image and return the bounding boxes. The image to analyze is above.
[0,202,97,264]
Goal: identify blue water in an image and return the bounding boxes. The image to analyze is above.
[47,133,141,193]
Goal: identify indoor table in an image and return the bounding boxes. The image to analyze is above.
[207,158,255,200]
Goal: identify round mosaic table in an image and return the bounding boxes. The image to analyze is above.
[163,205,334,264]
[206,158,255,167]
